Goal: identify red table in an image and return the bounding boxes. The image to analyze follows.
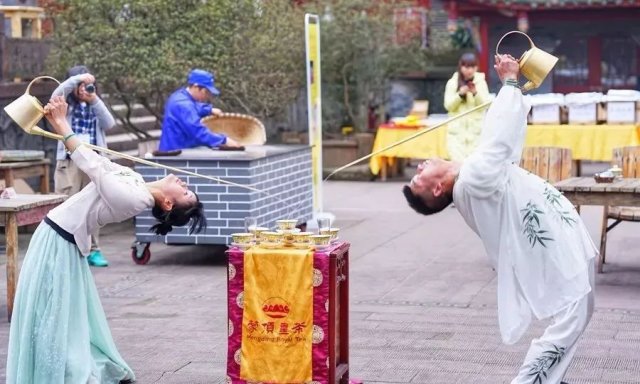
[226,242,350,384]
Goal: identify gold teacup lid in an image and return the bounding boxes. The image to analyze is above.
[262,231,283,238]
[231,232,253,237]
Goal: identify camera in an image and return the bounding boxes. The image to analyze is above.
[84,83,96,93]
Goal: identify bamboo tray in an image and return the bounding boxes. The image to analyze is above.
[201,113,266,146]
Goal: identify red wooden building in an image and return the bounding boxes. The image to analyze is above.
[447,0,640,93]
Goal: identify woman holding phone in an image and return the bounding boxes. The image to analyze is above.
[443,52,490,162]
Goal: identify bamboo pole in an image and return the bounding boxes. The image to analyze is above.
[30,127,265,193]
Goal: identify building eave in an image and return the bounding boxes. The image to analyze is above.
[463,0,640,11]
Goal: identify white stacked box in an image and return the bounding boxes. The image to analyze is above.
[603,90,640,124]
[564,92,603,124]
[528,93,565,124]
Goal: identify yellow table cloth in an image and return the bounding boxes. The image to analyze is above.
[368,124,448,176]
[369,124,640,175]
[239,246,314,382]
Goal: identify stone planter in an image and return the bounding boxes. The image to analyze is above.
[281,132,375,179]
[354,132,374,159]
[322,139,358,169]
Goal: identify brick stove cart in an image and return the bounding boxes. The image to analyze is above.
[131,145,313,264]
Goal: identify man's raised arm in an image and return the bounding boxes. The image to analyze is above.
[477,55,530,165]
[460,55,531,198]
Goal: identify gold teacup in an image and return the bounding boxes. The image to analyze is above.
[278,227,300,241]
[261,231,283,243]
[292,231,313,243]
[231,233,254,245]
[310,234,331,247]
[249,226,269,241]
[319,227,339,241]
[276,219,298,231]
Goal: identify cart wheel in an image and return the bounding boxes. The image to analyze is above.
[131,242,151,265]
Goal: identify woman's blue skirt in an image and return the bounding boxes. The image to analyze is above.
[6,222,134,384]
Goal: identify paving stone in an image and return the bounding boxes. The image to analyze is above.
[0,180,639,383]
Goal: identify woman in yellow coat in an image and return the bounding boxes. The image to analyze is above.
[444,53,490,161]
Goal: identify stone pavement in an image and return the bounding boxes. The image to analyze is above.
[1,176,640,383]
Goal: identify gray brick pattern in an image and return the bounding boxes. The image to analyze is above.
[134,147,313,245]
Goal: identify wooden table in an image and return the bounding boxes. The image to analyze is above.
[0,159,51,193]
[0,194,66,321]
[554,177,640,273]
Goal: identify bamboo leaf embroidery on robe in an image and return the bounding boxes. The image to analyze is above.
[114,170,144,187]
[543,186,577,227]
[521,201,554,248]
[527,344,566,384]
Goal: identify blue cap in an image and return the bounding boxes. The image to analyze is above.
[187,69,220,96]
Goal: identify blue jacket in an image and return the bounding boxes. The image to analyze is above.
[158,88,227,151]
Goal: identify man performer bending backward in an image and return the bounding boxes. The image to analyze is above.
[403,54,596,384]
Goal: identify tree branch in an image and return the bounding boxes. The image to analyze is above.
[223,88,256,116]
[112,79,149,140]
[342,62,356,128]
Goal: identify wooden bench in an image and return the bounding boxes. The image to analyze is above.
[0,159,51,194]
[600,146,640,268]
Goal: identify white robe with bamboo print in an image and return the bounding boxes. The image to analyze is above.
[452,85,598,345]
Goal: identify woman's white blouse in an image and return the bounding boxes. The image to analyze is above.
[47,146,154,256]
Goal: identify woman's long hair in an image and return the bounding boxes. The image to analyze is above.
[457,52,478,89]
[149,193,207,236]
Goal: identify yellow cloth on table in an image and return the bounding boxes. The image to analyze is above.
[240,246,314,382]
[369,125,448,175]
[369,124,640,175]
[524,124,640,162]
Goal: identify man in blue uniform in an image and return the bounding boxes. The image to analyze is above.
[158,69,240,151]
